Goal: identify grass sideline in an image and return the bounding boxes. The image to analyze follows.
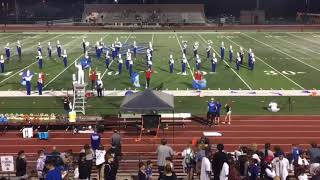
[0,96,319,116]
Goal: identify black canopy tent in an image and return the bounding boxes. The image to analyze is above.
[120,89,175,141]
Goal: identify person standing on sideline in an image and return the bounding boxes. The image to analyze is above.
[207,98,217,126]
[89,68,97,90]
[145,68,152,88]
[156,139,176,180]
[223,103,232,125]
[215,100,222,125]
[16,150,27,179]
[96,77,103,97]
[63,96,71,121]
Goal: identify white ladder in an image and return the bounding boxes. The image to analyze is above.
[73,83,86,115]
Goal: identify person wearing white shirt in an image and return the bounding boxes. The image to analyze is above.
[219,161,229,180]
[272,154,290,180]
[0,55,4,73]
[200,154,211,180]
[268,101,280,112]
[297,152,310,166]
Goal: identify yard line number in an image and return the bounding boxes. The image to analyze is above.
[264,70,306,76]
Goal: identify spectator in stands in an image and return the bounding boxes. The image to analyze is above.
[104,153,116,180]
[111,129,122,155]
[181,141,195,180]
[292,144,302,163]
[212,144,227,180]
[80,144,94,179]
[248,158,260,180]
[261,143,274,158]
[61,149,73,171]
[219,156,229,180]
[45,159,62,180]
[51,146,60,156]
[272,152,290,180]
[296,166,308,180]
[90,130,101,152]
[16,150,27,179]
[261,156,276,179]
[227,154,241,180]
[146,160,153,180]
[78,153,90,180]
[107,144,121,177]
[163,163,177,180]
[309,142,320,164]
[138,162,147,180]
[36,150,46,180]
[200,150,211,180]
[297,151,310,167]
[310,161,320,180]
[156,139,175,180]
[273,146,284,157]
[165,157,174,171]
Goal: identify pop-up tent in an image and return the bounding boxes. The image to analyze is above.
[120,89,175,141]
[120,89,174,113]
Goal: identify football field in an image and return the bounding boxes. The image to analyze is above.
[0,31,320,92]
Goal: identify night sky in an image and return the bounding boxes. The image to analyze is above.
[1,0,319,17]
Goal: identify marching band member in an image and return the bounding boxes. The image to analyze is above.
[37,72,45,95]
[57,40,62,57]
[111,43,116,60]
[118,54,123,74]
[133,41,137,58]
[5,43,10,60]
[126,49,131,70]
[236,52,241,70]
[250,53,255,71]
[240,47,244,64]
[0,55,4,73]
[181,53,187,75]
[62,50,68,68]
[206,42,212,59]
[220,41,225,60]
[229,45,233,62]
[47,42,52,58]
[248,48,253,67]
[129,56,133,77]
[182,40,187,54]
[82,38,86,53]
[149,41,153,56]
[24,70,33,95]
[37,42,42,53]
[105,50,110,68]
[37,51,43,69]
[17,40,22,58]
[193,42,199,57]
[196,54,201,71]
[169,54,174,74]
[211,52,217,73]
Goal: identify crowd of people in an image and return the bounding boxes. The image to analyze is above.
[153,139,320,180]
[7,128,320,180]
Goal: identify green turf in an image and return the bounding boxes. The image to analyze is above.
[1,32,320,116]
[1,31,320,91]
[0,96,319,115]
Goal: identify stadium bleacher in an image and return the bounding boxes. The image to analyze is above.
[82,4,206,25]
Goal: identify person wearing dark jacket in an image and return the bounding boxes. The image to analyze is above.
[78,153,90,180]
[212,144,227,180]
[16,150,27,179]
[138,162,147,180]
[162,164,177,180]
[104,153,116,180]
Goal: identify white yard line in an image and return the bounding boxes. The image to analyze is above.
[101,33,132,79]
[226,36,305,90]
[267,33,320,56]
[243,33,320,72]
[288,32,320,46]
[174,33,195,80]
[198,34,253,90]
[44,34,109,89]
